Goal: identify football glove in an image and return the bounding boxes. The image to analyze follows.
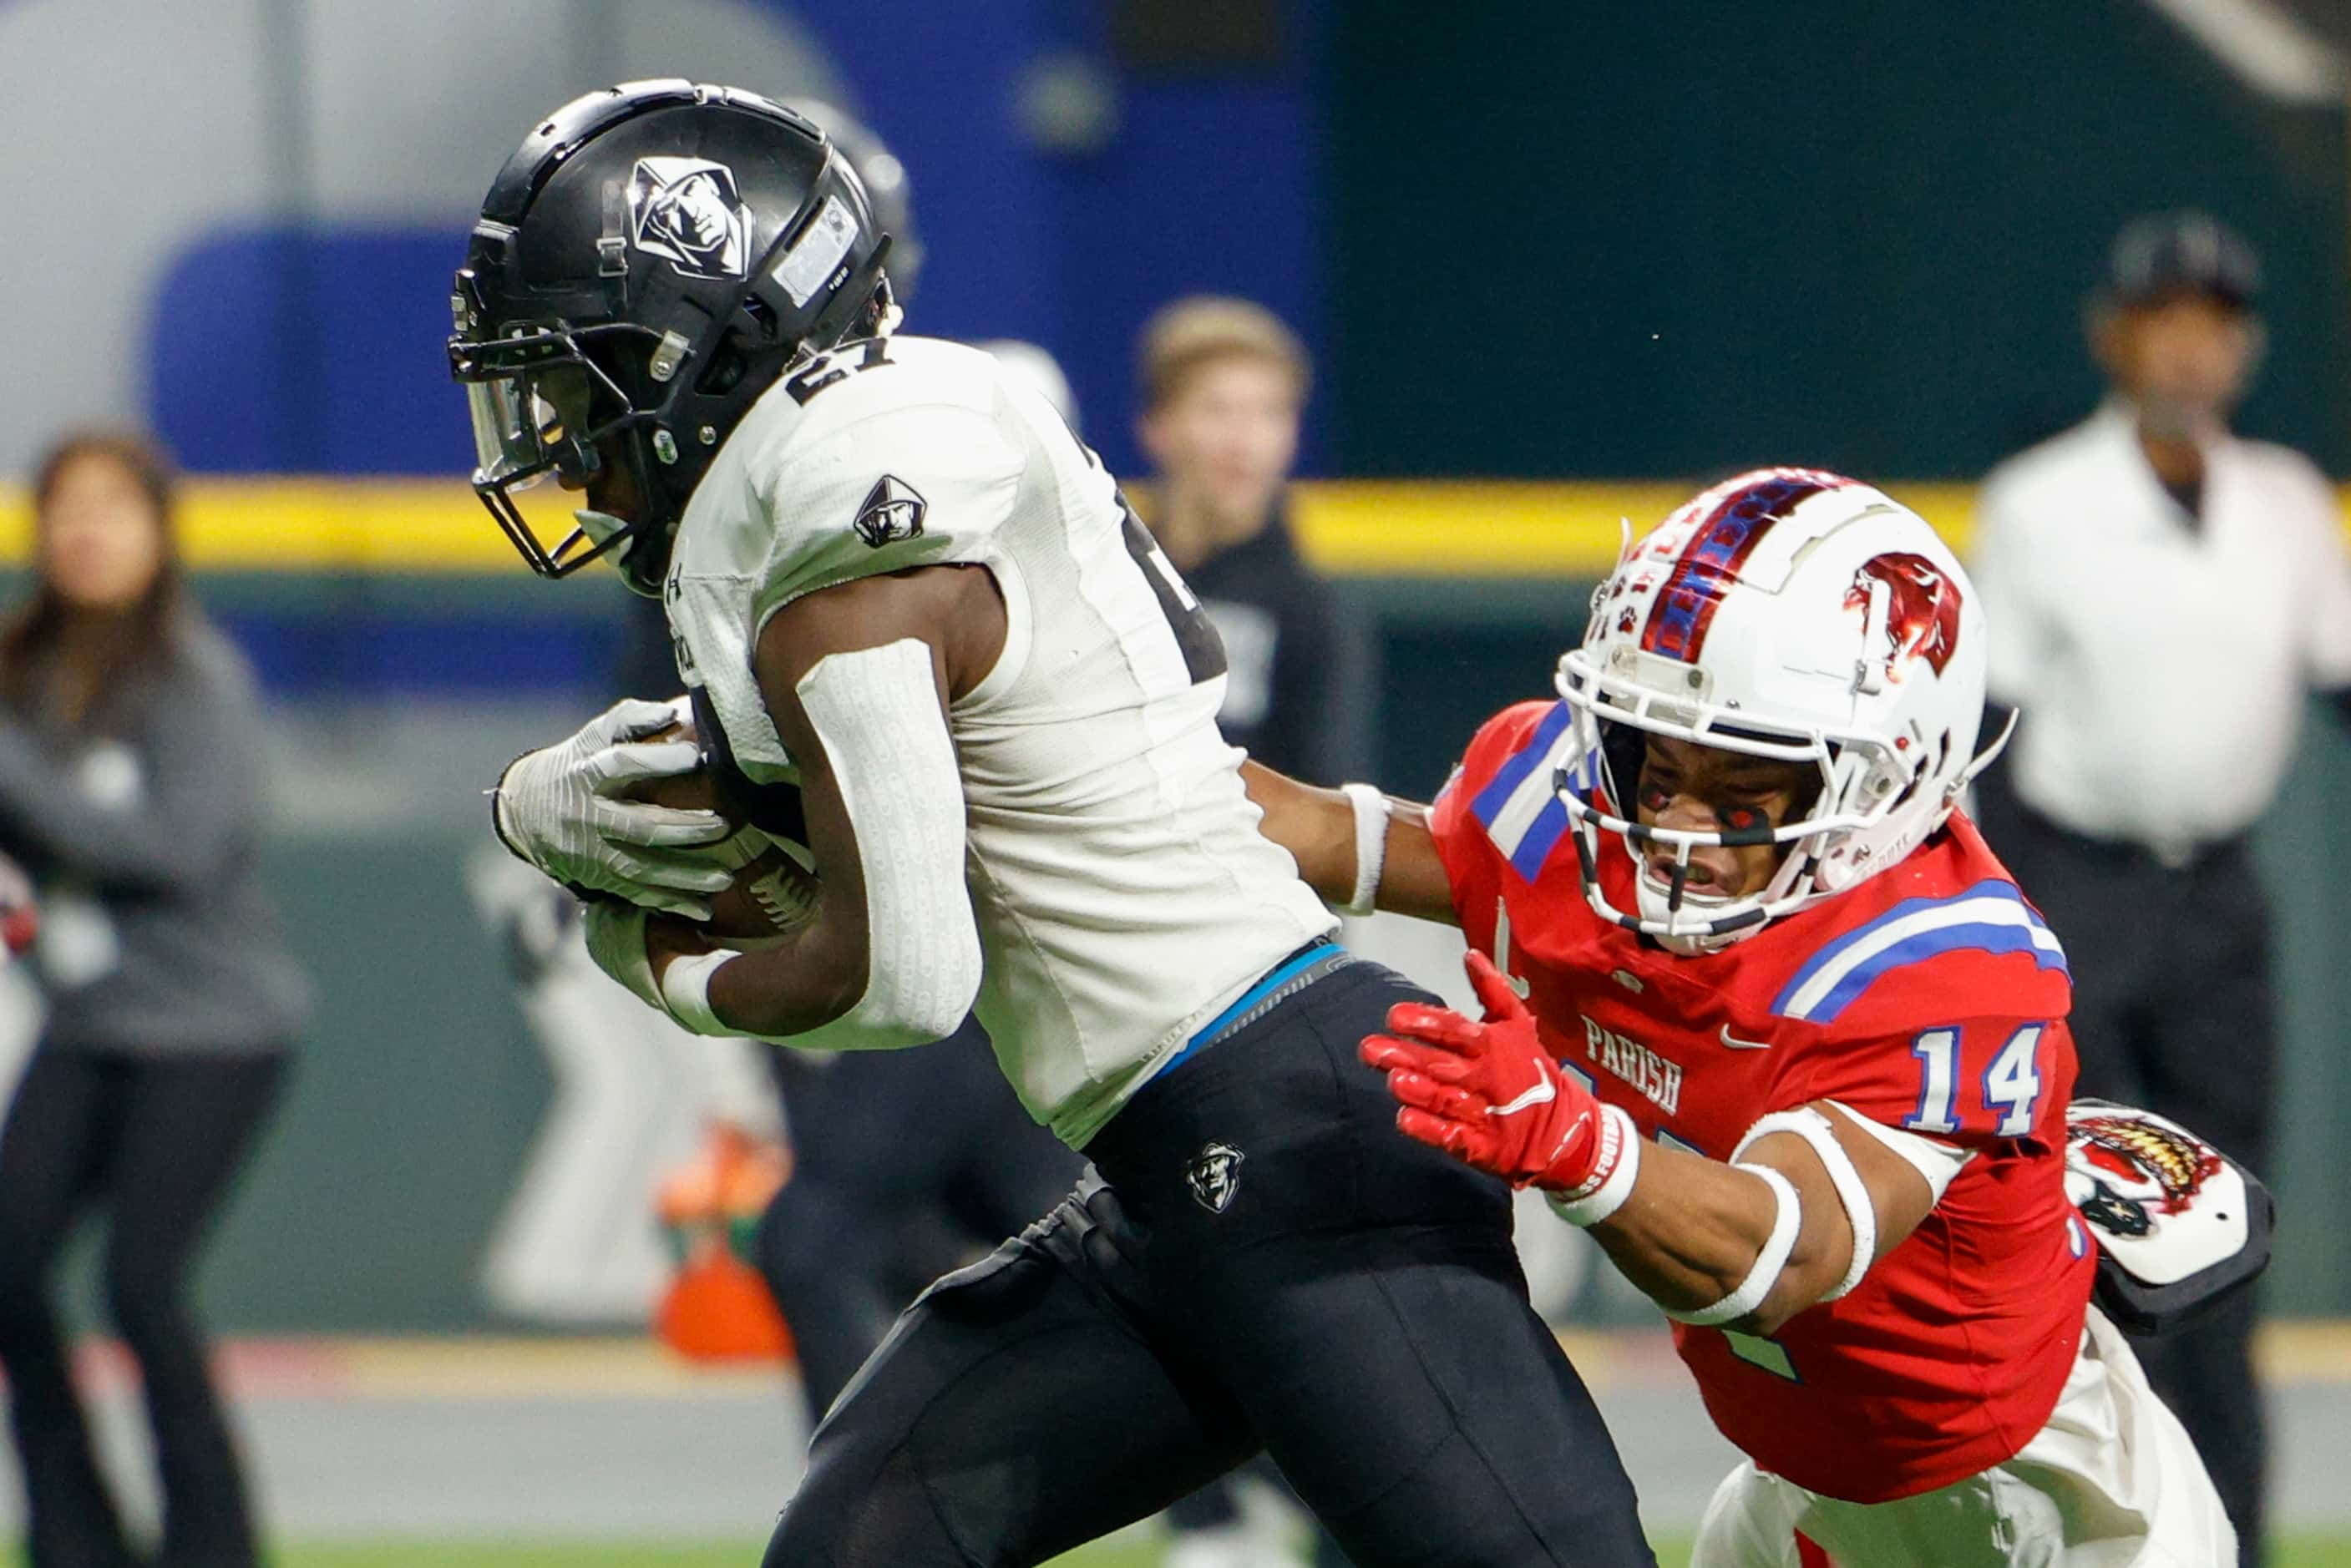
[492,698,735,918]
[1361,951,1614,1194]
[580,897,728,1036]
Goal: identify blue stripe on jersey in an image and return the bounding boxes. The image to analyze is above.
[1771,878,2068,1024]
[1468,701,1573,827]
[1506,797,1572,882]
[1468,702,1577,881]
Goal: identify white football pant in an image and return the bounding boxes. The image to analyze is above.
[1690,1307,2234,1567]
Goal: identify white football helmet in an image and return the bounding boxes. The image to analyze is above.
[1553,468,2004,953]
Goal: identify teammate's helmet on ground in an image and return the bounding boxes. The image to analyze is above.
[1553,468,1998,951]
[448,81,894,594]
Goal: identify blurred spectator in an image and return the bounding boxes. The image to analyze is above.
[1137,297,1376,784]
[1970,212,2351,1566]
[0,432,307,1568]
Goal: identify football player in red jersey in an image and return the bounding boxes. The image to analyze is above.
[1249,470,2235,1565]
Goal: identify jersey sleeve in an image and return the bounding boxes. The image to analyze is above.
[1427,701,1561,939]
[748,398,1027,630]
[664,341,1033,786]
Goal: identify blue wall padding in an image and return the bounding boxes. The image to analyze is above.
[149,227,474,476]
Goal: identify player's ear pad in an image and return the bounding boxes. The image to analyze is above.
[690,686,810,843]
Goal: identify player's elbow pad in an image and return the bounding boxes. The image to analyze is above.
[833,916,980,1050]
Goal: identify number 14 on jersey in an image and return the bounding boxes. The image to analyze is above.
[1904,1024,2045,1138]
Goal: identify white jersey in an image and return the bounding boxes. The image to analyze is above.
[664,334,1336,1146]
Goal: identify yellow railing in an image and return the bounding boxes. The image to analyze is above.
[0,474,2252,578]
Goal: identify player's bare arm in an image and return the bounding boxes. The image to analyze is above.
[641,564,1006,1040]
[1239,761,1457,923]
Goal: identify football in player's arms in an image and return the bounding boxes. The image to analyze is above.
[617,706,820,947]
[1250,470,2251,1568]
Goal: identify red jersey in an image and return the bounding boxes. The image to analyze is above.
[1430,701,2098,1504]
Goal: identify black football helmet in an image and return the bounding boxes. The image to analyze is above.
[448,81,893,594]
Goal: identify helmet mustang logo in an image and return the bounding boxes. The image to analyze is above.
[1847,553,1961,680]
[627,157,752,280]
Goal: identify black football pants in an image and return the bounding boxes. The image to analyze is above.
[763,959,1654,1568]
[1975,788,2272,1568]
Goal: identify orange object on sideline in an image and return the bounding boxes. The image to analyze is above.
[653,1122,794,1363]
[655,1243,793,1363]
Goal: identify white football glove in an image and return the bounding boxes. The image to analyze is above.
[580,898,662,1012]
[578,898,736,1039]
[491,698,734,918]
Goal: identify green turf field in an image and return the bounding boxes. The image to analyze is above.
[23,1534,2343,1566]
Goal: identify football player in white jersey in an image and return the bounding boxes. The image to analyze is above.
[453,83,1654,1567]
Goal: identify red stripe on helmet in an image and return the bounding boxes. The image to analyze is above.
[1639,472,1840,664]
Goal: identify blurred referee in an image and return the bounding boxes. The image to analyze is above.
[1971,211,2351,1567]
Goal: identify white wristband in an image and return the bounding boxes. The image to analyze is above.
[1337,782,1391,916]
[1546,1104,1643,1227]
[1735,1108,1877,1301]
[659,950,737,1036]
[1664,1163,1802,1327]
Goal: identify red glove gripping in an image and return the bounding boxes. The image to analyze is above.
[1360,951,1617,1194]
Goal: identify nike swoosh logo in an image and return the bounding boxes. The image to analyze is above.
[1490,1078,1558,1117]
[1720,1024,1774,1051]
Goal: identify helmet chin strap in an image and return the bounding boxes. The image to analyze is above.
[575,508,633,556]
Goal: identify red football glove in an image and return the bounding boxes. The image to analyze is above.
[1360,951,1610,1192]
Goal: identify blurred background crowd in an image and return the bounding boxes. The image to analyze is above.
[5,2,2351,1565]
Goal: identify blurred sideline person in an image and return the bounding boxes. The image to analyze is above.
[598,101,1084,1434]
[0,432,308,1568]
[1137,298,1374,784]
[1970,212,2351,1565]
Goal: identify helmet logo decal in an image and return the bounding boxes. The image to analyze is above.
[2072,1112,2222,1216]
[853,474,928,549]
[627,157,752,280]
[1847,552,1961,679]
[1639,473,1835,664]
